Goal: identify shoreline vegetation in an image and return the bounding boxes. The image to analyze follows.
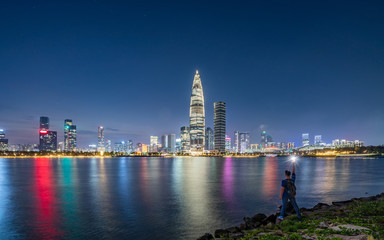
[197,193,384,240]
[0,146,384,158]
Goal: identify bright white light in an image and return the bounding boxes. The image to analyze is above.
[289,155,297,162]
[0,129,3,132]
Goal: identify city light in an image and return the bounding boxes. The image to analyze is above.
[39,130,48,134]
[289,155,298,163]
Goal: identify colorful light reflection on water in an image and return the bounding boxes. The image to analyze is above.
[0,157,382,239]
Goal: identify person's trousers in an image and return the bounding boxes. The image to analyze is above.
[280,196,301,219]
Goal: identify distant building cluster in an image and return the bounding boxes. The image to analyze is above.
[0,70,368,154]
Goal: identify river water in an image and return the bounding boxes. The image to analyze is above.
[0,157,383,239]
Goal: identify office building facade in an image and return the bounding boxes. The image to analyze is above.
[214,102,226,153]
[64,119,77,151]
[189,70,205,153]
[205,127,214,151]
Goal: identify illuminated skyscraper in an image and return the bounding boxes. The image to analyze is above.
[302,133,309,146]
[205,127,214,151]
[39,116,57,151]
[239,132,250,153]
[314,135,322,146]
[180,126,190,153]
[225,135,231,152]
[261,130,267,148]
[189,70,205,153]
[234,131,240,153]
[105,140,112,152]
[0,129,9,151]
[150,136,159,152]
[40,116,49,130]
[64,119,77,151]
[97,126,105,152]
[214,102,226,153]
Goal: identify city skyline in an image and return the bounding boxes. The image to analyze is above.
[1,1,384,146]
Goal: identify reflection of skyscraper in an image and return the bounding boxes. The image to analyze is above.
[180,126,190,153]
[205,127,214,151]
[64,119,77,152]
[214,102,226,153]
[234,131,240,153]
[97,126,105,152]
[189,70,205,153]
[239,132,250,153]
[302,133,309,146]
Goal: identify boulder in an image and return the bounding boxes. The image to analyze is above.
[197,233,214,240]
[252,213,267,222]
[243,216,262,230]
[311,203,330,211]
[214,229,228,238]
[225,227,240,233]
[332,200,353,207]
[261,214,276,225]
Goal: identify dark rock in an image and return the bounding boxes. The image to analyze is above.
[239,223,246,230]
[197,233,214,240]
[311,203,330,211]
[261,214,277,225]
[332,200,353,207]
[228,232,245,239]
[252,213,267,222]
[214,229,228,238]
[243,216,262,229]
[225,227,240,233]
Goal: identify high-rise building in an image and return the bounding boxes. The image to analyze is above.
[175,138,181,153]
[205,127,214,151]
[239,132,250,153]
[0,129,9,151]
[105,140,112,152]
[161,135,168,152]
[167,134,176,153]
[225,135,231,152]
[302,133,309,146]
[214,102,226,153]
[314,135,322,146]
[39,130,57,151]
[180,126,190,153]
[261,130,267,148]
[150,136,159,152]
[136,143,148,154]
[234,131,240,153]
[287,142,295,149]
[64,119,77,151]
[97,126,105,152]
[189,70,205,153]
[40,116,49,130]
[39,116,57,151]
[114,140,133,153]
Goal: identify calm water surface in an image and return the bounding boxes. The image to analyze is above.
[0,157,383,239]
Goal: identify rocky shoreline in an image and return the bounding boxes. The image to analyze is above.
[197,193,384,240]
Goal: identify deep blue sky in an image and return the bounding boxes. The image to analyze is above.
[1,1,383,147]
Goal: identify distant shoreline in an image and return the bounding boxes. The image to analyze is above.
[0,154,383,158]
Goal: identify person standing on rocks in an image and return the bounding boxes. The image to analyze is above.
[278,162,301,220]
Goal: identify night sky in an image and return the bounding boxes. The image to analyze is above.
[1,1,384,147]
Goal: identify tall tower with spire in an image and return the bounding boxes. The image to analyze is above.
[189,70,205,153]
